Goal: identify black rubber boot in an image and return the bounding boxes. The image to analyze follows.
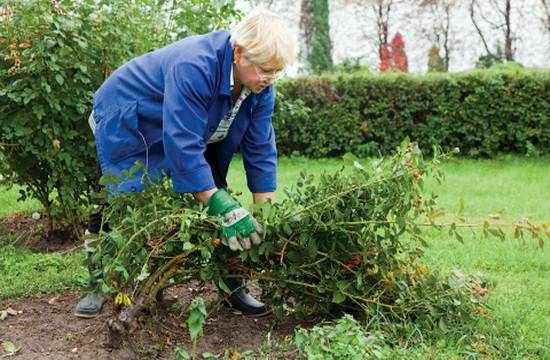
[74,260,107,318]
[75,210,108,318]
[74,287,107,318]
[221,278,270,316]
[86,208,110,235]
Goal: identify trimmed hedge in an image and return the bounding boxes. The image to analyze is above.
[273,70,550,157]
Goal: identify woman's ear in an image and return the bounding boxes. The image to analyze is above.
[233,44,242,63]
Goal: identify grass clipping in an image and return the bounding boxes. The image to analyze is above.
[89,141,490,345]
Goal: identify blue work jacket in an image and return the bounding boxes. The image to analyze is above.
[92,30,277,194]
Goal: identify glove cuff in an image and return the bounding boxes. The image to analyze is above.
[207,189,239,216]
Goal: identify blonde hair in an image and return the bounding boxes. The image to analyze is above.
[230,10,295,69]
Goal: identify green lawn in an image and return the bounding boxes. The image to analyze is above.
[229,154,550,221]
[0,185,41,218]
[1,155,549,358]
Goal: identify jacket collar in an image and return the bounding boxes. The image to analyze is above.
[220,34,259,108]
[220,38,233,96]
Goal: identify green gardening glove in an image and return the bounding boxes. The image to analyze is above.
[207,189,263,251]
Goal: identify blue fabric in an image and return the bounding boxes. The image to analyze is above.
[92,30,277,195]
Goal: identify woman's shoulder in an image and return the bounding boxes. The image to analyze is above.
[165,30,230,58]
[159,30,231,72]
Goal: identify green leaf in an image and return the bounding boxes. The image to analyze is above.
[286,251,301,263]
[1,341,21,355]
[174,347,191,360]
[188,297,206,340]
[307,238,318,258]
[488,228,505,241]
[454,231,464,244]
[249,246,260,262]
[1,341,15,354]
[282,223,292,235]
[457,197,464,216]
[217,279,230,294]
[353,160,364,171]
[136,265,150,281]
[115,264,129,281]
[55,74,64,85]
[332,291,346,304]
[438,318,448,332]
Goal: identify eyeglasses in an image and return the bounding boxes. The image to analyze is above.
[244,57,284,81]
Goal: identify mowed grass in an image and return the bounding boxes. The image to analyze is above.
[0,245,87,300]
[1,155,549,358]
[229,155,550,357]
[229,154,550,221]
[0,185,41,218]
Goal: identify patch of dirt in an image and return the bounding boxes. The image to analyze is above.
[0,282,311,359]
[0,213,84,254]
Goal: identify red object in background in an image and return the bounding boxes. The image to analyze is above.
[379,32,409,73]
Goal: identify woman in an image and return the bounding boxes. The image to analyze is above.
[75,10,295,318]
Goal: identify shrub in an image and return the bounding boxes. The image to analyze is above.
[0,1,163,235]
[88,142,500,347]
[490,61,524,71]
[294,315,389,359]
[334,57,371,75]
[0,0,240,236]
[273,70,550,158]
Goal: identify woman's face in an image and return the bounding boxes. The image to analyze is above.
[233,45,282,94]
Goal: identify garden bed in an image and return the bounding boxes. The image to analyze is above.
[0,283,304,359]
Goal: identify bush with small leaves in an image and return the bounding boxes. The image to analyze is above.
[84,141,534,347]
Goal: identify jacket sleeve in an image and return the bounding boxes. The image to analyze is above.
[162,62,216,193]
[241,88,277,193]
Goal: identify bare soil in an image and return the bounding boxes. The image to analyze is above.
[0,283,309,359]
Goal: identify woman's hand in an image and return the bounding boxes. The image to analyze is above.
[207,189,263,251]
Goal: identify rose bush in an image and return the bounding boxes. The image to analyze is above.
[0,0,240,237]
[84,141,538,346]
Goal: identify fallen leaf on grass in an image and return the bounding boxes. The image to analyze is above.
[472,341,489,354]
[471,284,488,297]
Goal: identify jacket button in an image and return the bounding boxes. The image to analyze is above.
[209,126,215,132]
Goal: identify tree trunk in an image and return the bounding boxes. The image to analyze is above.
[503,0,514,61]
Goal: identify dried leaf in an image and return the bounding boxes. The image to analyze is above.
[5,308,18,316]
[48,295,60,305]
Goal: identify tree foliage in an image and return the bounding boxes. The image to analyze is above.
[380,32,408,73]
[300,0,333,74]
